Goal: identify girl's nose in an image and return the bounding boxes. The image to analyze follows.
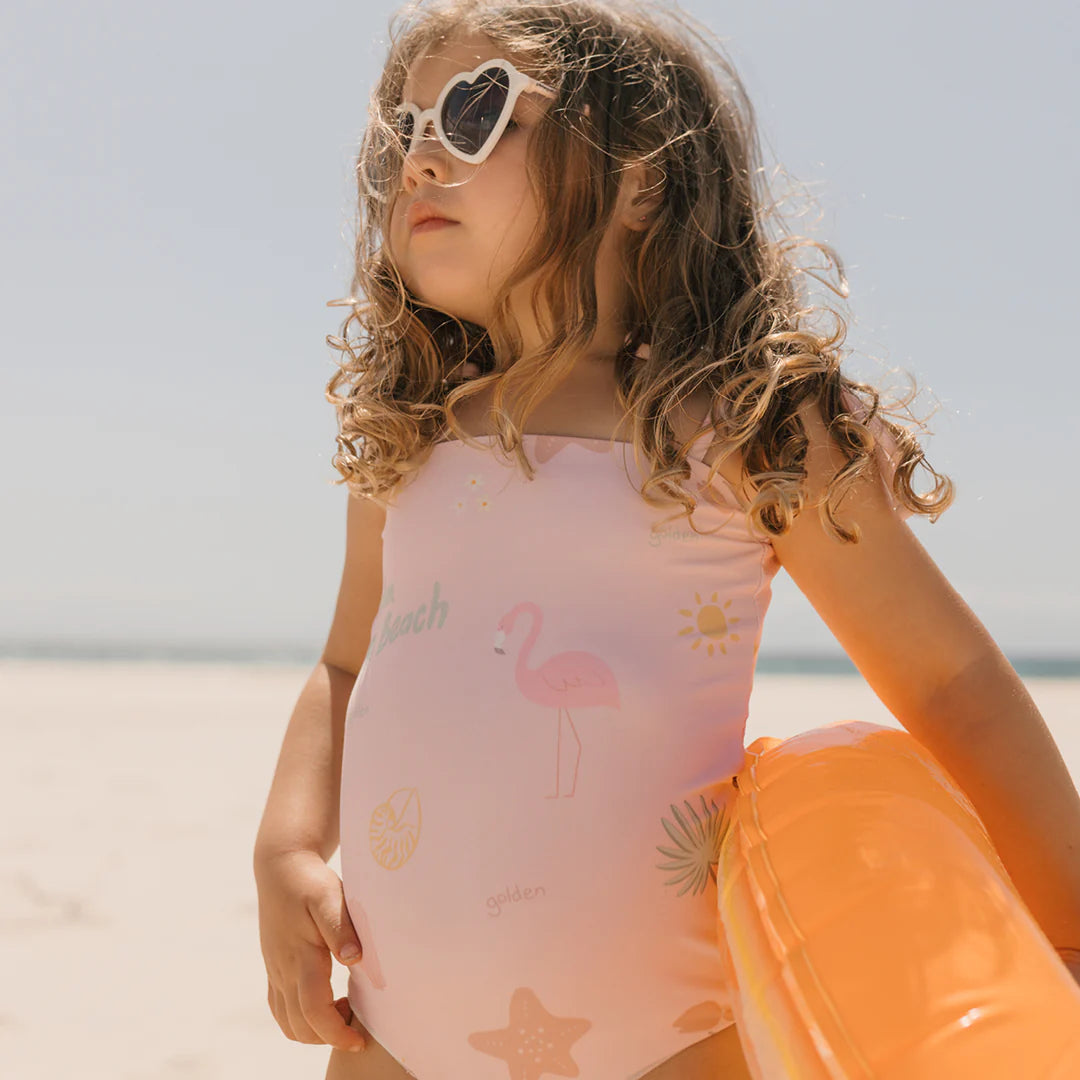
[403,124,446,179]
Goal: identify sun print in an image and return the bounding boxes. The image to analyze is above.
[678,592,740,656]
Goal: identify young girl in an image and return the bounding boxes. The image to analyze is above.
[254,1,1080,1077]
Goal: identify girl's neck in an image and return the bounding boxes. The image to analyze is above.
[450,359,628,442]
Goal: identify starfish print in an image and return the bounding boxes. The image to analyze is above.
[467,986,592,1078]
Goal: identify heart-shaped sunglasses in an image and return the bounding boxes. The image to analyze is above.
[392,58,558,165]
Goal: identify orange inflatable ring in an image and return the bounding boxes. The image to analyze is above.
[716,720,1080,1079]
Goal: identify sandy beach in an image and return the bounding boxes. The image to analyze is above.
[2,659,1078,1080]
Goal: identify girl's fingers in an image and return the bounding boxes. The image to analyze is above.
[268,983,296,1041]
[272,977,336,1047]
[274,967,323,1045]
[307,874,364,968]
[283,990,323,1045]
[333,996,353,1025]
[297,966,367,1052]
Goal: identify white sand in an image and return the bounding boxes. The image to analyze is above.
[2,659,1078,1079]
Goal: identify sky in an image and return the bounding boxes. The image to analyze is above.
[3,0,1078,663]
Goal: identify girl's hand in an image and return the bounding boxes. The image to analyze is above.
[253,848,368,1054]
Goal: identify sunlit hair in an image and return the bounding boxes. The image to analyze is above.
[326,0,954,543]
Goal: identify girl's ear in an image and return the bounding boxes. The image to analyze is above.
[580,102,661,228]
[618,160,665,232]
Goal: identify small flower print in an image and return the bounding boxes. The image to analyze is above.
[451,473,493,514]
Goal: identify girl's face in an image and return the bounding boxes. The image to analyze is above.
[387,33,555,331]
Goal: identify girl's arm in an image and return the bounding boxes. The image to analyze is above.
[254,661,358,863]
[255,493,385,864]
[768,399,1080,953]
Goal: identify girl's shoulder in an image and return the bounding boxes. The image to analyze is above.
[676,389,751,502]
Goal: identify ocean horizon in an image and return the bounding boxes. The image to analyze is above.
[2,639,1079,678]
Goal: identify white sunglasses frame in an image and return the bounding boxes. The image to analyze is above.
[393,58,558,166]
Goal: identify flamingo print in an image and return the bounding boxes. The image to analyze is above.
[492,601,621,798]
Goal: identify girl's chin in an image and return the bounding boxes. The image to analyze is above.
[400,286,480,324]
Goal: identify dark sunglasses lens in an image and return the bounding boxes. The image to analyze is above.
[441,66,510,156]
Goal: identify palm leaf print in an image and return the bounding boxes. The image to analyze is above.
[654,794,729,897]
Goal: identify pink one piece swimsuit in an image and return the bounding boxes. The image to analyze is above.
[340,395,910,1080]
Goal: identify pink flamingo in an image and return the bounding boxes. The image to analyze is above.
[493,601,621,798]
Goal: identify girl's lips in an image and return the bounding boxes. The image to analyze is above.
[412,218,457,234]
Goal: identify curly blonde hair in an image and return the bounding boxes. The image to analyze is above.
[325,0,954,543]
